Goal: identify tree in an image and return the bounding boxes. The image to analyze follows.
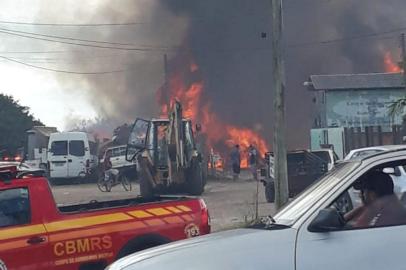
[388,97,406,118]
[0,94,42,155]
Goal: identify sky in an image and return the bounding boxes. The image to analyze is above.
[0,0,102,130]
[0,0,136,130]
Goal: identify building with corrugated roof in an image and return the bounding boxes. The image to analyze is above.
[26,126,58,160]
[305,72,405,130]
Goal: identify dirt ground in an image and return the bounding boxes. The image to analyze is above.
[51,170,276,232]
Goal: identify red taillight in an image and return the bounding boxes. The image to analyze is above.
[199,199,211,234]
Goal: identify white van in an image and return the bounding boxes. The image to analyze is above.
[47,132,98,180]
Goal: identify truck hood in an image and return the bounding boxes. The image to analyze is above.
[108,228,297,270]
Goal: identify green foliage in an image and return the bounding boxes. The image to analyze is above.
[0,94,42,155]
[388,97,406,119]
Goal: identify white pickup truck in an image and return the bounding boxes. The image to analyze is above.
[108,147,406,270]
[101,145,138,180]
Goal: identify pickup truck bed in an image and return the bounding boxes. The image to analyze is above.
[0,167,210,270]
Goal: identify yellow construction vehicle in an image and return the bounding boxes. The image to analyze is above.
[126,101,205,198]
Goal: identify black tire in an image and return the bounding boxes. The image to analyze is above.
[265,181,275,203]
[121,174,132,191]
[97,174,111,192]
[116,235,171,260]
[188,161,204,196]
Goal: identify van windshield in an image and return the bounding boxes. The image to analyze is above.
[51,141,68,156]
[69,141,85,157]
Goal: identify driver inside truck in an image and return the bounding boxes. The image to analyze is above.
[344,171,406,228]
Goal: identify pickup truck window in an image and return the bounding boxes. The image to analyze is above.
[333,168,406,229]
[69,140,85,157]
[275,162,360,225]
[0,188,30,228]
[51,141,68,156]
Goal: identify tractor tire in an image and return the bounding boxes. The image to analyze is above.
[188,161,204,196]
[265,182,275,203]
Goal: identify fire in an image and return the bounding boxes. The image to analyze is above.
[384,51,402,73]
[225,127,269,168]
[157,56,269,170]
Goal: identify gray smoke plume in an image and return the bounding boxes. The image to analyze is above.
[37,0,406,147]
[161,0,406,147]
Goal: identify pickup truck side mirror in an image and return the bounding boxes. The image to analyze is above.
[308,208,344,232]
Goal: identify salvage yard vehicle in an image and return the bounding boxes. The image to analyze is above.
[126,101,205,199]
[107,147,406,270]
[0,164,210,270]
[261,150,330,202]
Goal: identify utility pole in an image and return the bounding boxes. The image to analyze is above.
[163,54,170,109]
[401,34,406,90]
[271,0,289,210]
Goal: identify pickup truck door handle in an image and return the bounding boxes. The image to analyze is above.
[27,236,46,245]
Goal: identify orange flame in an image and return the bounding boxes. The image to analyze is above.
[384,51,402,73]
[158,57,269,170]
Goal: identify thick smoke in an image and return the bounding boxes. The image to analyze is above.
[38,0,190,132]
[162,0,406,147]
[39,0,406,147]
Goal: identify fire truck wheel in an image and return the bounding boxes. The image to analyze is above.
[188,161,204,195]
[265,182,275,203]
[117,234,171,260]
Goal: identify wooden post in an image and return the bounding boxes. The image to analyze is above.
[401,34,406,89]
[271,0,289,209]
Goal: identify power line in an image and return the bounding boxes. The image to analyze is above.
[0,27,162,47]
[0,20,145,27]
[288,27,405,48]
[0,50,69,54]
[0,23,402,55]
[0,55,125,74]
[0,29,165,51]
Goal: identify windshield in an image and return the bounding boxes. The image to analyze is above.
[312,151,331,163]
[274,161,360,225]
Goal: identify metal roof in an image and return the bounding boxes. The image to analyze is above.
[307,72,404,91]
[27,126,58,137]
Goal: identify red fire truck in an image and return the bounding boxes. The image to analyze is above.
[0,165,210,270]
